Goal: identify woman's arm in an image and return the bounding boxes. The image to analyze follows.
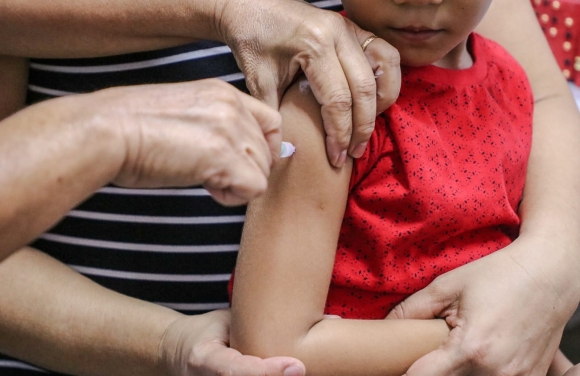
[0,0,400,166]
[0,247,181,376]
[0,79,281,260]
[385,1,580,375]
[0,247,302,376]
[0,0,200,57]
[230,83,449,376]
[0,55,28,120]
[478,0,580,252]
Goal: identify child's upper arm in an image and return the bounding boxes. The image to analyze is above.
[231,80,352,353]
[231,80,449,376]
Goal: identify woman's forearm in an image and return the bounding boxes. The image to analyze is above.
[0,247,182,376]
[0,55,28,119]
[478,0,580,302]
[0,94,125,260]
[0,0,230,57]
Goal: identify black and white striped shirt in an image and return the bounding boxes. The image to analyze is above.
[1,1,342,374]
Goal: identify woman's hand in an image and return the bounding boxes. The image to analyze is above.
[386,235,580,375]
[215,0,401,167]
[0,78,281,259]
[158,310,305,376]
[94,79,282,206]
[563,364,580,376]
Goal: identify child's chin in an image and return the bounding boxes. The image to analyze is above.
[400,57,436,68]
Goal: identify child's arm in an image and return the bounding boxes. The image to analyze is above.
[0,55,28,120]
[230,83,449,376]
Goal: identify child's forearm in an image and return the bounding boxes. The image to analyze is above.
[236,317,448,376]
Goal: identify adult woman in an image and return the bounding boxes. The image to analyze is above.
[0,0,578,375]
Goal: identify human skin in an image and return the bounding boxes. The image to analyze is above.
[0,79,284,261]
[0,1,398,375]
[564,365,580,376]
[0,55,27,119]
[0,0,402,166]
[388,1,580,375]
[231,78,450,376]
[232,0,578,375]
[0,79,309,376]
[0,1,578,376]
[342,0,492,68]
[229,1,542,375]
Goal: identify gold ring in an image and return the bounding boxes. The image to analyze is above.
[361,35,378,52]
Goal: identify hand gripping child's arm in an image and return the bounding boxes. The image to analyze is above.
[230,82,449,376]
[381,2,580,376]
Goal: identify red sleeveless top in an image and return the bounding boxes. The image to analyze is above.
[326,34,533,319]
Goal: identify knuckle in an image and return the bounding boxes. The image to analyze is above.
[327,125,351,146]
[266,113,282,133]
[299,24,329,52]
[299,14,343,52]
[212,109,239,130]
[383,47,401,68]
[324,90,353,115]
[377,90,398,109]
[206,170,232,190]
[220,89,242,108]
[353,76,377,99]
[354,120,376,139]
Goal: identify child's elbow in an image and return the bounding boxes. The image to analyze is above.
[230,322,305,360]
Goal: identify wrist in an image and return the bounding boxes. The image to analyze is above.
[63,92,128,183]
[157,0,229,43]
[156,314,208,376]
[503,233,580,317]
[156,315,186,376]
[211,0,247,47]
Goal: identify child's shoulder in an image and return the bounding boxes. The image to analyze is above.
[472,32,532,95]
[472,32,526,73]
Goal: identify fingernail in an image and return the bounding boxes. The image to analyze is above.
[350,142,368,159]
[284,365,305,376]
[334,150,347,167]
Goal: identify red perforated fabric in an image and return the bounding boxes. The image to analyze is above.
[328,34,533,319]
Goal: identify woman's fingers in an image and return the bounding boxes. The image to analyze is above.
[220,1,402,167]
[105,79,280,205]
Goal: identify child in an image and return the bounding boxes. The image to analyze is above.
[230,0,574,375]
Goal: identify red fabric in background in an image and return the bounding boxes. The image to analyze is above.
[532,0,580,84]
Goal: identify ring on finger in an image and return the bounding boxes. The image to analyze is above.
[361,35,379,52]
